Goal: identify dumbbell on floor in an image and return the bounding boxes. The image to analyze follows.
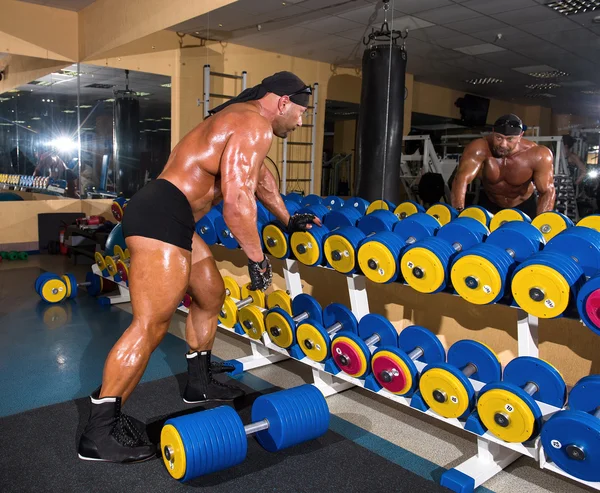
[366,325,445,396]
[329,314,398,379]
[414,340,501,419]
[161,384,329,481]
[218,277,266,329]
[36,272,117,303]
[295,303,358,362]
[541,375,600,481]
[476,356,566,443]
[260,294,323,349]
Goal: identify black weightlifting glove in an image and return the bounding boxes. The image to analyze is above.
[287,213,317,233]
[248,256,273,291]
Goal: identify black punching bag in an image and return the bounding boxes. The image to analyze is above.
[113,91,141,198]
[355,43,406,204]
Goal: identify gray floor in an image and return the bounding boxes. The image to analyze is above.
[3,254,593,493]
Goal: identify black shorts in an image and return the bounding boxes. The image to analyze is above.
[122,179,195,251]
[477,190,538,220]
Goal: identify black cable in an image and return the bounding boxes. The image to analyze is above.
[265,156,281,191]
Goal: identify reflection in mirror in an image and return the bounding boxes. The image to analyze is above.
[0,63,171,200]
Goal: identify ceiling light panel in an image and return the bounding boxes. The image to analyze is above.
[546,0,600,16]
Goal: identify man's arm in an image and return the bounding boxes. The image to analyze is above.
[569,152,587,185]
[533,146,556,214]
[450,140,487,211]
[256,163,290,225]
[221,115,273,263]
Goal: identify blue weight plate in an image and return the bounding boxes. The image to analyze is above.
[546,227,600,277]
[502,356,567,408]
[423,362,475,407]
[195,211,219,246]
[343,197,370,215]
[285,193,303,204]
[447,340,501,384]
[567,375,600,413]
[35,273,58,295]
[284,200,301,216]
[323,208,362,230]
[541,410,600,482]
[357,210,399,235]
[86,272,102,297]
[301,194,324,208]
[393,213,440,242]
[435,217,489,250]
[299,319,332,360]
[487,222,545,262]
[325,196,345,210]
[297,204,330,219]
[292,294,323,324]
[323,303,358,334]
[577,275,600,335]
[357,313,398,347]
[214,215,239,249]
[399,325,446,364]
[373,345,420,395]
[67,273,78,299]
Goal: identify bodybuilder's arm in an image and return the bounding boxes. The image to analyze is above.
[221,115,273,262]
[256,163,290,225]
[533,146,556,214]
[451,140,486,210]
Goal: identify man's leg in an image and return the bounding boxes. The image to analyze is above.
[182,233,245,403]
[78,235,191,463]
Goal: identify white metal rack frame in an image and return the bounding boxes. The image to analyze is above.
[281,83,318,196]
[90,254,598,493]
[201,65,247,118]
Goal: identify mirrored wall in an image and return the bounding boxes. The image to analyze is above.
[0,63,171,199]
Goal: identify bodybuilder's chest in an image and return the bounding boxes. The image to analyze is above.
[482,158,534,185]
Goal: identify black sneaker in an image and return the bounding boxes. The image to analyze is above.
[183,350,245,404]
[78,388,157,463]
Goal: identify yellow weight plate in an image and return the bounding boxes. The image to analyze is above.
[238,304,266,340]
[357,241,397,284]
[41,278,67,303]
[105,256,118,277]
[123,248,130,260]
[296,322,329,362]
[267,290,292,314]
[262,224,289,258]
[160,424,186,480]
[426,204,453,226]
[394,202,419,220]
[223,276,241,301]
[371,350,414,395]
[577,215,600,233]
[95,252,107,271]
[324,234,356,274]
[401,247,445,293]
[333,336,368,377]
[419,368,471,418]
[61,275,72,299]
[264,310,295,348]
[42,305,69,329]
[489,209,525,232]
[241,283,266,308]
[291,231,321,266]
[511,265,570,318]
[114,245,126,260]
[219,298,239,328]
[451,254,503,305]
[532,212,569,242]
[477,388,536,443]
[459,207,490,227]
[366,200,390,214]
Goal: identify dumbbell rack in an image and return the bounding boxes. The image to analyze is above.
[90,256,600,492]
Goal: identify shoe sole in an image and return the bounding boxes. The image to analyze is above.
[77,453,156,463]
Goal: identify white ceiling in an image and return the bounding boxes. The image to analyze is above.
[168,0,600,117]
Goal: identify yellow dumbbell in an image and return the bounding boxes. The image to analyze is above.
[219,277,266,329]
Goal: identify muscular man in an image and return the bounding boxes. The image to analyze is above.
[451,114,555,218]
[78,72,320,464]
[562,135,587,187]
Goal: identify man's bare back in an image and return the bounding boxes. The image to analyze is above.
[159,102,271,221]
[451,114,555,217]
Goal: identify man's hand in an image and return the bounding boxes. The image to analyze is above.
[287,213,322,233]
[248,256,273,291]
